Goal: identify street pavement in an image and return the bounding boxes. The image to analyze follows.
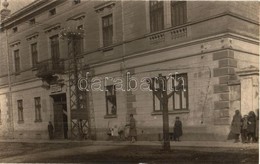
[0,139,258,163]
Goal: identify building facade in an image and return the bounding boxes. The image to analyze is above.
[0,0,259,140]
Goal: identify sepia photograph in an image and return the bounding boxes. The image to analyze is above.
[0,0,259,163]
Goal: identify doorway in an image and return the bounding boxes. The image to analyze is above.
[51,93,68,139]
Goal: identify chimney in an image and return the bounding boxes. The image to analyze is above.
[1,0,10,21]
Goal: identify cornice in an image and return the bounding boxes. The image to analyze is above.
[26,32,39,41]
[44,23,61,34]
[94,1,116,13]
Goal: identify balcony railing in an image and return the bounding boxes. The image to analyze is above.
[35,59,65,79]
[147,25,189,45]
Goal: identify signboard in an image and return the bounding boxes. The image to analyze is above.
[71,109,88,119]
[50,84,62,93]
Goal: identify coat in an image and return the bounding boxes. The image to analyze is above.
[129,117,137,137]
[173,120,183,137]
[231,113,242,134]
[247,115,256,133]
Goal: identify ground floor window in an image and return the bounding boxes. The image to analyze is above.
[34,97,42,122]
[152,73,188,111]
[105,85,117,116]
[17,100,24,123]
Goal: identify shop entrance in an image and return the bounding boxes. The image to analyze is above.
[51,93,68,139]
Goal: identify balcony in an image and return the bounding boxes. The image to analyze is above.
[147,25,189,46]
[35,59,66,84]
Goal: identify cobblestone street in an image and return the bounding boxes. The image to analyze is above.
[0,141,258,163]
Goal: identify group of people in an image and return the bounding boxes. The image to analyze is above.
[111,115,183,143]
[230,109,259,143]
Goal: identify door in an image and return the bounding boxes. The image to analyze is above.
[241,78,253,116]
[53,103,64,139]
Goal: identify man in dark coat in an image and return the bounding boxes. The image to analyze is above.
[230,110,242,143]
[247,111,256,143]
[48,121,54,140]
[126,114,137,143]
[173,117,183,141]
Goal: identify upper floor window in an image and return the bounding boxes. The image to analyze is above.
[74,0,81,4]
[171,1,187,27]
[31,43,38,67]
[17,100,24,123]
[50,35,60,67]
[105,85,117,116]
[102,14,113,47]
[76,25,84,55]
[150,1,164,32]
[49,8,56,16]
[12,27,18,33]
[34,97,42,122]
[14,49,20,73]
[29,18,35,25]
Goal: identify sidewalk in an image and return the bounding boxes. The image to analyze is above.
[0,139,258,149]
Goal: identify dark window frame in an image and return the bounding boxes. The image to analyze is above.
[14,49,20,73]
[34,97,42,122]
[12,27,18,33]
[150,1,164,32]
[76,25,84,55]
[171,1,187,27]
[17,100,24,123]
[49,8,56,16]
[31,43,38,67]
[29,18,36,25]
[74,0,81,4]
[102,14,113,47]
[50,35,60,69]
[105,85,117,116]
[152,73,189,112]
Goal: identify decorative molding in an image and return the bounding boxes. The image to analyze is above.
[67,12,86,21]
[44,23,61,33]
[26,32,39,41]
[9,40,21,48]
[94,1,115,13]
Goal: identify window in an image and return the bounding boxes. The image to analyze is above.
[14,49,20,73]
[76,25,84,55]
[102,14,113,47]
[29,18,35,25]
[152,73,188,111]
[74,0,81,4]
[17,100,24,122]
[150,1,164,32]
[34,97,42,122]
[31,43,38,67]
[50,35,60,69]
[171,1,187,27]
[12,27,18,33]
[105,85,117,115]
[49,8,56,16]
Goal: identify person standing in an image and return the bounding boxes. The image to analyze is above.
[241,115,248,143]
[126,114,137,143]
[230,110,242,143]
[255,109,259,142]
[48,121,54,140]
[173,117,183,141]
[247,111,256,143]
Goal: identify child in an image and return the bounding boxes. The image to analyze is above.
[173,117,183,141]
[241,115,248,143]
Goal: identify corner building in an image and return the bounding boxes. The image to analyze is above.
[0,0,259,140]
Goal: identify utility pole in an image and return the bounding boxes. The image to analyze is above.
[60,23,88,140]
